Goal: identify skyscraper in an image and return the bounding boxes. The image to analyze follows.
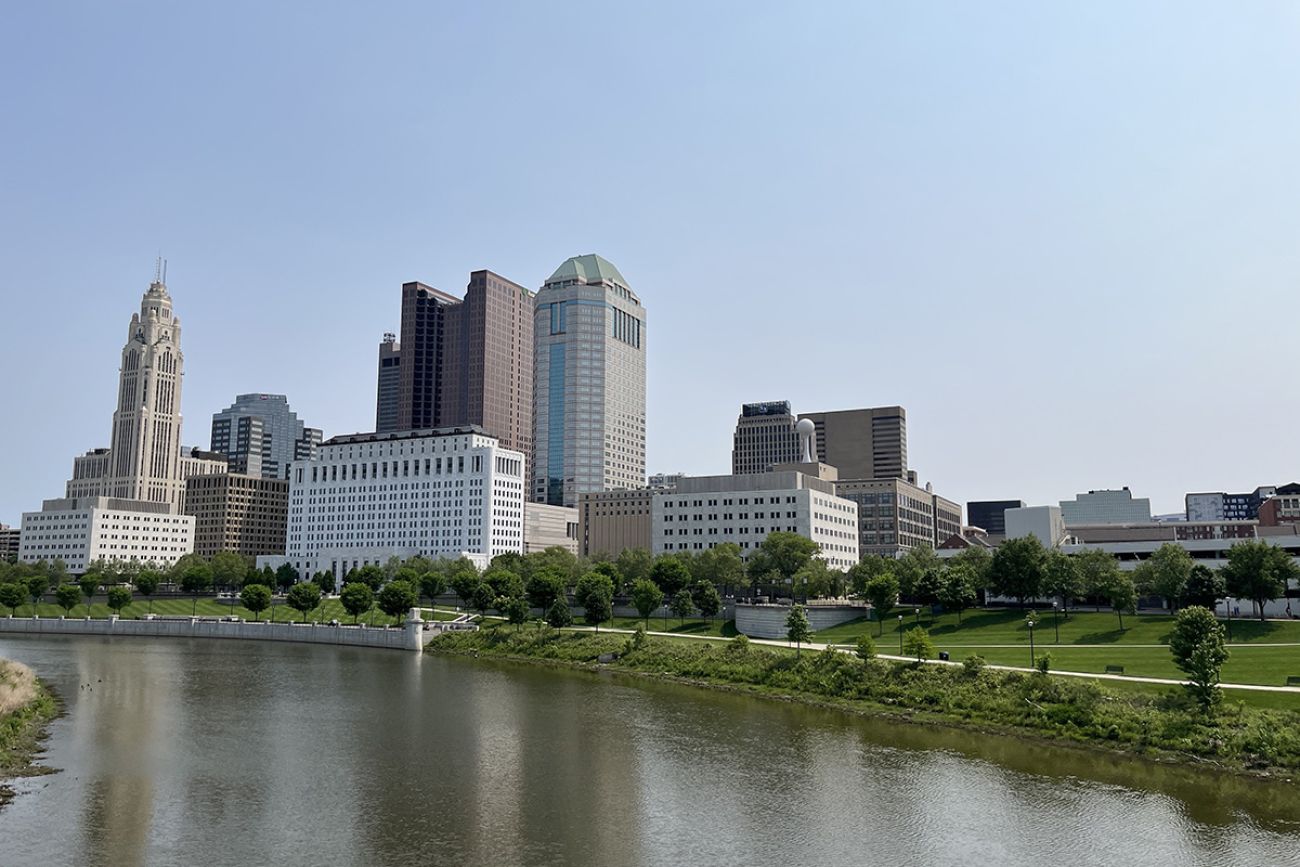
[798,406,908,480]
[383,271,533,459]
[533,254,646,507]
[732,401,800,474]
[374,333,400,433]
[210,394,321,480]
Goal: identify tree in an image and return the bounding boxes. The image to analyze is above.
[134,570,161,614]
[669,588,695,624]
[78,576,100,616]
[286,582,322,621]
[471,582,496,619]
[575,572,614,631]
[377,580,419,625]
[503,596,530,629]
[630,578,664,626]
[855,633,877,661]
[448,559,482,606]
[179,563,213,616]
[1134,543,1194,612]
[525,566,568,612]
[792,558,839,602]
[615,548,654,586]
[894,546,942,600]
[525,547,581,586]
[106,586,132,616]
[25,575,49,613]
[903,626,936,663]
[240,584,272,621]
[484,568,525,602]
[312,569,336,599]
[1222,540,1298,620]
[848,555,891,597]
[750,532,820,591]
[1042,550,1082,617]
[938,565,978,625]
[947,546,992,594]
[1075,549,1121,612]
[987,536,1045,606]
[785,604,811,656]
[695,543,745,597]
[912,567,945,616]
[55,584,82,616]
[243,566,275,589]
[347,564,386,592]
[1105,571,1138,630]
[692,581,723,623]
[649,557,692,598]
[340,582,373,624]
[1182,565,1226,610]
[545,597,573,629]
[275,563,299,594]
[587,561,624,595]
[210,551,249,592]
[1169,605,1229,714]
[863,573,899,636]
[419,569,448,612]
[0,582,26,616]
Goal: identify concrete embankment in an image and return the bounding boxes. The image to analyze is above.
[0,612,464,652]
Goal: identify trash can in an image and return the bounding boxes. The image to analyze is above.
[938,651,950,662]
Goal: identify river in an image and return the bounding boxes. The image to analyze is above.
[0,635,1297,866]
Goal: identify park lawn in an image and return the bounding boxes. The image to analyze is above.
[812,608,1300,647]
[606,615,738,637]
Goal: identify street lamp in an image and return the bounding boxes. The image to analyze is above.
[1224,597,1232,642]
[898,614,904,653]
[915,607,921,628]
[1052,603,1060,644]
[1026,617,1037,667]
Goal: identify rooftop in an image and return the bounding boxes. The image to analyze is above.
[545,254,631,291]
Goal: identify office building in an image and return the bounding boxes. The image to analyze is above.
[210,394,320,481]
[1259,492,1300,528]
[375,333,401,433]
[1005,505,1068,548]
[20,497,194,573]
[533,255,646,507]
[185,473,289,559]
[579,488,656,558]
[1186,486,1286,522]
[799,406,908,480]
[966,499,1026,536]
[1059,488,1152,526]
[523,503,579,554]
[0,524,19,562]
[835,476,961,559]
[652,466,859,570]
[273,426,525,579]
[732,402,800,474]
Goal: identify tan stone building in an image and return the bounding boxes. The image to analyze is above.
[834,476,961,559]
[523,503,580,554]
[184,473,289,559]
[580,488,655,558]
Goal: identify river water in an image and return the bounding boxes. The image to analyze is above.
[0,635,1297,867]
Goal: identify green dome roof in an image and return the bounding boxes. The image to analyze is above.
[546,254,629,289]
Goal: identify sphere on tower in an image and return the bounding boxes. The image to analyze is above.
[796,418,816,463]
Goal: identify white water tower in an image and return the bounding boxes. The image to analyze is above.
[796,417,816,464]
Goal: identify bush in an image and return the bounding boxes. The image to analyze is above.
[962,654,986,676]
[1036,653,1051,675]
[855,634,877,661]
[728,635,750,654]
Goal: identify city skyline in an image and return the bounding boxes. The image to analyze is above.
[5,4,1300,523]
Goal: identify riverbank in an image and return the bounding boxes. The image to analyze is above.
[429,628,1300,778]
[0,659,58,808]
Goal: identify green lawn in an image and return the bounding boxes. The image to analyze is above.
[606,615,738,638]
[0,597,463,627]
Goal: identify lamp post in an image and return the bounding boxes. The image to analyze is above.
[898,614,904,654]
[1224,598,1232,642]
[1052,603,1059,644]
[915,607,921,628]
[1026,617,1037,667]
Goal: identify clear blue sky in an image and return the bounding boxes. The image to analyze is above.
[3,1,1299,525]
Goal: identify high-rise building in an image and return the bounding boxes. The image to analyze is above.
[375,333,401,433]
[1186,486,1280,522]
[966,499,1026,536]
[1059,488,1152,526]
[0,524,20,562]
[185,473,289,559]
[835,476,960,558]
[384,272,533,463]
[798,406,907,481]
[210,394,321,480]
[732,401,800,474]
[533,255,646,507]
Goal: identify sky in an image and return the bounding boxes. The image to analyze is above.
[3,1,1300,524]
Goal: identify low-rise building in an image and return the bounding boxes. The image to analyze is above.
[523,502,579,554]
[1005,505,1068,547]
[579,488,656,558]
[1059,488,1152,526]
[834,476,960,559]
[184,473,289,559]
[19,497,194,573]
[0,524,20,561]
[1259,493,1300,527]
[271,426,524,579]
[653,466,859,570]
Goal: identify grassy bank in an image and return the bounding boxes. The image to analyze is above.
[429,627,1300,777]
[0,659,59,807]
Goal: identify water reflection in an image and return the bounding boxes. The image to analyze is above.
[0,636,1296,867]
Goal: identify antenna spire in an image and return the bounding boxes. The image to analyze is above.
[155,255,162,283]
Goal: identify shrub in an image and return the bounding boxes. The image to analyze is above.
[1036,653,1051,675]
[855,634,877,661]
[962,654,986,676]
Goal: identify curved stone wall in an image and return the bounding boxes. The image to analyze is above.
[733,603,866,640]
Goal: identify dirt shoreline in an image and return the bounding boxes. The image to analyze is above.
[0,660,60,810]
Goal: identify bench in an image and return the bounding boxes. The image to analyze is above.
[1104,665,1125,675]
[1286,676,1300,687]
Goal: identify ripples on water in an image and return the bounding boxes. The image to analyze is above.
[0,636,1296,867]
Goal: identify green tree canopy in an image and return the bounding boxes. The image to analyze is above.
[696,543,745,592]
[526,566,568,611]
[1182,564,1226,610]
[545,597,573,629]
[848,555,891,597]
[503,596,531,628]
[785,604,812,655]
[749,532,820,585]
[25,575,49,608]
[1105,571,1138,630]
[312,569,337,598]
[649,557,692,597]
[988,536,1046,606]
[615,548,654,585]
[346,565,386,592]
[1134,543,1194,612]
[484,568,525,602]
[1169,605,1229,713]
[447,559,482,605]
[1222,540,1297,621]
[78,576,100,615]
[286,582,322,620]
[0,582,26,616]
[691,581,723,621]
[275,563,299,593]
[863,572,900,635]
[210,551,249,590]
[377,580,419,624]
[630,578,664,623]
[793,558,840,601]
[574,572,614,631]
[470,582,496,617]
[106,585,132,615]
[903,626,936,663]
[938,564,978,624]
[894,546,942,600]
[419,568,448,608]
[1075,548,1120,609]
[340,582,373,623]
[240,584,272,621]
[55,584,82,615]
[1042,549,1082,613]
[669,588,695,623]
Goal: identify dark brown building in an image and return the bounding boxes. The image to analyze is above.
[184,473,289,559]
[388,271,533,465]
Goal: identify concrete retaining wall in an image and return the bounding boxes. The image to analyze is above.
[0,614,439,652]
[734,603,867,640]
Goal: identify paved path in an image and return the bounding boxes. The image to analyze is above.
[567,624,1300,695]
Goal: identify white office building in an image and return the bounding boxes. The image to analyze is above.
[1005,505,1069,547]
[1059,488,1152,526]
[651,468,860,570]
[273,427,525,579]
[19,497,195,573]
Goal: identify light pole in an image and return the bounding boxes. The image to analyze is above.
[898,614,904,654]
[1026,617,1037,667]
[1225,598,1232,642]
[915,607,921,629]
[1052,603,1059,644]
